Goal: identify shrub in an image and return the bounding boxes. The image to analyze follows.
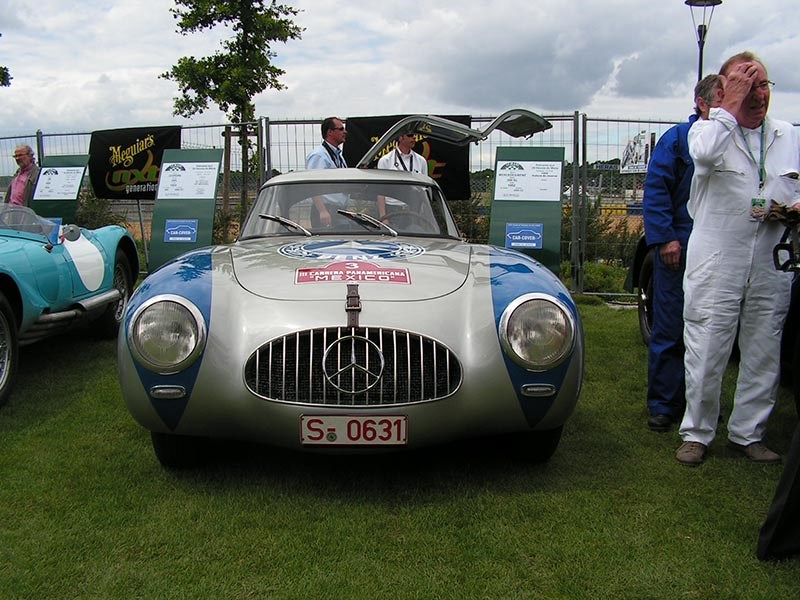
[451,193,489,242]
[572,293,605,305]
[561,202,642,267]
[560,259,627,295]
[75,188,128,230]
[213,208,239,244]
[582,261,627,294]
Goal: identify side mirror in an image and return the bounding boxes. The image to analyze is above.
[63,224,81,242]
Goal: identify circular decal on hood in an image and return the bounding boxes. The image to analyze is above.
[278,240,425,261]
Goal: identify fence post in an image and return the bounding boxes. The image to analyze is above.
[222,126,231,217]
[35,130,44,164]
[579,112,588,292]
[239,123,249,218]
[570,111,583,293]
[260,117,272,185]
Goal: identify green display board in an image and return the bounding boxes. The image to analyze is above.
[149,148,223,271]
[488,147,564,275]
[31,154,89,223]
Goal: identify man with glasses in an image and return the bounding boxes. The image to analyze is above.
[676,52,800,466]
[306,117,348,227]
[377,129,428,175]
[376,127,429,219]
[4,144,40,207]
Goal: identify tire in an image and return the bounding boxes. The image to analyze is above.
[151,432,208,469]
[505,426,564,463]
[0,291,19,409]
[637,248,655,346]
[95,249,133,339]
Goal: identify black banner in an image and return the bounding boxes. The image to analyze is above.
[343,115,471,200]
[88,126,181,200]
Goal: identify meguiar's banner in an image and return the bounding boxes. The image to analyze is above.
[88,126,181,199]
[343,115,471,200]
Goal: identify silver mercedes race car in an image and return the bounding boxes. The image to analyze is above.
[118,112,585,467]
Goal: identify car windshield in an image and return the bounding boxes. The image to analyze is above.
[0,205,59,239]
[239,181,461,239]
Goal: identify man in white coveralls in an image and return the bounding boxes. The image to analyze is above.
[676,51,800,466]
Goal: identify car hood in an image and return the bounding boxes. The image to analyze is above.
[230,237,471,301]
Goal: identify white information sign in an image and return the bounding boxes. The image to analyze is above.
[33,166,86,200]
[619,130,651,174]
[157,161,220,200]
[494,160,561,201]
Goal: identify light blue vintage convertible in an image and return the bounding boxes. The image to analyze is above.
[118,112,585,467]
[0,204,138,406]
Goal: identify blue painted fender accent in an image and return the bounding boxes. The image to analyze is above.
[488,246,579,426]
[125,249,215,430]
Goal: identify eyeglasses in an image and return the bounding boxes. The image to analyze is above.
[331,127,345,131]
[752,80,775,91]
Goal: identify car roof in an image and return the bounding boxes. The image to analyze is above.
[261,167,438,189]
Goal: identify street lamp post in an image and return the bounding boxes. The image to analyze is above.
[685,0,722,82]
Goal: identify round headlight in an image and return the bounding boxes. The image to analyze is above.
[499,294,575,371]
[128,295,207,374]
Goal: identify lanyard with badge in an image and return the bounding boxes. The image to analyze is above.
[394,149,413,172]
[740,124,767,220]
[323,142,346,168]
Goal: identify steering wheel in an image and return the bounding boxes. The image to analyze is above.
[381,210,437,232]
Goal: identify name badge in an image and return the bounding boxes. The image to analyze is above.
[750,197,766,221]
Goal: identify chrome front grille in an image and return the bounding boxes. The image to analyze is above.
[244,327,462,406]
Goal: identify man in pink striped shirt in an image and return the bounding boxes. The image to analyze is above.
[4,144,40,207]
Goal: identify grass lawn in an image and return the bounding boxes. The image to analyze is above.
[1,304,798,599]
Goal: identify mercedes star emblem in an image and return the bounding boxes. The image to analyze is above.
[322,335,385,394]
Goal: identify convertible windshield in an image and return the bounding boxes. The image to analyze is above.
[239,181,460,239]
[0,205,59,239]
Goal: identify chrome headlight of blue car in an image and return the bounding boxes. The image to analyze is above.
[128,295,207,375]
[499,294,576,371]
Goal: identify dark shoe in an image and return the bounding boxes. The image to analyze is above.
[729,442,781,464]
[676,441,707,466]
[648,413,674,432]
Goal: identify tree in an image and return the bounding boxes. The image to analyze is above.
[162,1,302,215]
[1,33,10,87]
[161,0,303,125]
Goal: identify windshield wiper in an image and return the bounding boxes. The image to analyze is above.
[258,214,312,237]
[336,210,398,237]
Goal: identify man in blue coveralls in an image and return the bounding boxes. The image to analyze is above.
[644,74,724,432]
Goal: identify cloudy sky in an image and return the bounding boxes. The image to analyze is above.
[1,0,799,136]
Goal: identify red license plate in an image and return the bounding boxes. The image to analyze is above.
[300,415,408,446]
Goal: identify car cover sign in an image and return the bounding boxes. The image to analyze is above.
[164,219,199,243]
[505,222,543,249]
[296,261,411,284]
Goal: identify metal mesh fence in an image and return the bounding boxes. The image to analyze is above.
[580,116,685,274]
[3,116,798,290]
